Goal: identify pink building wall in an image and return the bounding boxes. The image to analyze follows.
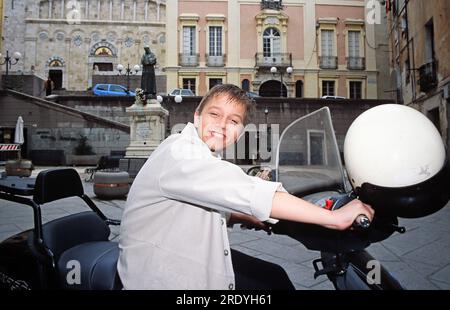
[240,5,259,59]
[178,1,228,63]
[316,4,365,97]
[285,6,304,60]
[240,5,305,60]
[315,5,365,65]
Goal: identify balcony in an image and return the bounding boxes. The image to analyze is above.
[347,57,365,70]
[179,53,199,67]
[261,0,283,10]
[206,54,226,67]
[255,53,292,68]
[419,61,438,93]
[319,56,338,69]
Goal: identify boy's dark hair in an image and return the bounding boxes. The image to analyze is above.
[195,84,255,124]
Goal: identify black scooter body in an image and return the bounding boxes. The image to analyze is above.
[0,168,121,290]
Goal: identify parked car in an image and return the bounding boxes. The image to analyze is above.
[246,91,260,98]
[93,84,136,97]
[321,95,346,100]
[168,89,195,97]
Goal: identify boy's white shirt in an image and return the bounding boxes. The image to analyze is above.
[118,122,285,290]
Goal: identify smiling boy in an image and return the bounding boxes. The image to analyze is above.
[117,84,374,290]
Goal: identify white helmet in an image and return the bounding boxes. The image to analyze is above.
[344,104,449,218]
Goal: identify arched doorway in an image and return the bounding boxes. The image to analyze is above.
[49,70,63,90]
[46,57,66,90]
[259,80,286,97]
[295,80,303,98]
[242,79,250,91]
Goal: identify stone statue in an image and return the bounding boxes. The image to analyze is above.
[141,46,157,99]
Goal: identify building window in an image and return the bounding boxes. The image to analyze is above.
[183,26,196,56]
[263,27,281,57]
[93,63,113,71]
[322,80,335,97]
[209,78,223,90]
[295,80,303,98]
[349,81,362,99]
[242,79,250,92]
[348,31,360,58]
[183,78,196,94]
[307,130,326,165]
[320,29,337,69]
[321,30,334,57]
[209,26,222,56]
[347,30,365,70]
[425,19,435,63]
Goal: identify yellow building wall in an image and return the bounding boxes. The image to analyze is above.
[0,0,3,52]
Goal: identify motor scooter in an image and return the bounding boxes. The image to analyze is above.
[247,107,449,290]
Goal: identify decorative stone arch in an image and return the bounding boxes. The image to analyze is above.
[259,79,287,97]
[38,30,50,41]
[87,41,118,88]
[255,10,289,54]
[45,56,67,90]
[156,32,166,45]
[45,56,66,68]
[69,28,85,37]
[89,41,118,57]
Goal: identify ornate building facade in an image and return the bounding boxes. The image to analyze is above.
[2,0,166,90]
[165,0,385,98]
[386,0,450,155]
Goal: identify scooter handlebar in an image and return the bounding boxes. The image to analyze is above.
[325,193,372,230]
[352,214,371,230]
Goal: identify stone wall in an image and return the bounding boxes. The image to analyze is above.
[1,74,45,97]
[0,90,130,165]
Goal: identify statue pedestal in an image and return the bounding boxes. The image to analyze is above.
[125,98,168,158]
[120,98,169,177]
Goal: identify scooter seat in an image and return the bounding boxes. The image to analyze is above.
[57,241,121,290]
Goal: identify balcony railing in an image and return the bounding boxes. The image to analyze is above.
[419,60,438,93]
[255,53,292,68]
[179,53,199,67]
[206,54,226,67]
[261,0,283,10]
[319,56,338,69]
[347,57,366,70]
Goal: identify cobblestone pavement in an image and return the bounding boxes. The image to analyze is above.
[1,167,449,290]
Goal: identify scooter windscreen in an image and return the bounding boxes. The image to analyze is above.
[275,107,347,196]
[272,107,397,253]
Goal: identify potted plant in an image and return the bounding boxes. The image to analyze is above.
[66,135,98,166]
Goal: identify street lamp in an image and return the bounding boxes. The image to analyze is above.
[156,94,183,104]
[264,106,271,152]
[270,65,293,97]
[117,63,140,91]
[0,50,22,88]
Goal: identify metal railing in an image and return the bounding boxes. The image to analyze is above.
[255,53,292,68]
[178,53,200,67]
[319,56,338,69]
[261,0,283,10]
[347,57,366,70]
[419,60,437,93]
[206,54,226,67]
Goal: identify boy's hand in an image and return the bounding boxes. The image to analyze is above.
[329,199,375,231]
[255,167,272,181]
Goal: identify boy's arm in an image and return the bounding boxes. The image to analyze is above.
[270,192,374,231]
[227,192,374,231]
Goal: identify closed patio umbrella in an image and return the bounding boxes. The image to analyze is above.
[14,116,24,160]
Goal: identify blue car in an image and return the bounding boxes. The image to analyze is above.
[93,84,136,97]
